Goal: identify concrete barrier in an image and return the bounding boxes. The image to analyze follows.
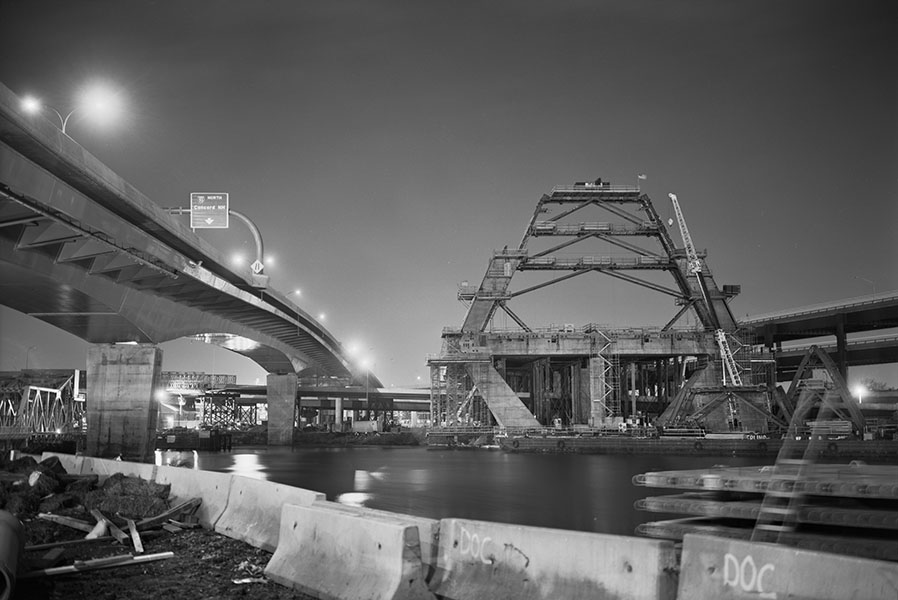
[154,466,233,529]
[264,502,435,600]
[677,533,898,600]
[215,477,325,552]
[40,452,84,474]
[312,500,440,578]
[430,518,677,600]
[78,456,157,481]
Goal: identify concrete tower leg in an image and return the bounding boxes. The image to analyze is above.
[86,343,162,461]
[588,357,606,426]
[267,374,297,445]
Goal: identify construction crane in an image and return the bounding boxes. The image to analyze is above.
[668,193,743,386]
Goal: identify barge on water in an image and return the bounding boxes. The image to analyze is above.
[426,426,898,461]
[504,434,897,461]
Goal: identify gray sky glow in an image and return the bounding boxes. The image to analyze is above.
[1,0,896,387]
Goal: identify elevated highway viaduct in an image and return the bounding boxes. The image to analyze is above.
[740,292,898,381]
[0,82,376,459]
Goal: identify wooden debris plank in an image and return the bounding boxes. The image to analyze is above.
[37,513,94,533]
[90,509,130,545]
[21,551,175,578]
[161,523,182,533]
[167,519,200,529]
[126,518,144,554]
[26,530,163,553]
[135,498,202,531]
[29,547,67,570]
[26,536,114,552]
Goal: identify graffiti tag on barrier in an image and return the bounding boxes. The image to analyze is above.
[456,523,493,565]
[724,552,776,599]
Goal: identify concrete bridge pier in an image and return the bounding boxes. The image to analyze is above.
[334,396,343,431]
[86,343,162,461]
[267,373,297,445]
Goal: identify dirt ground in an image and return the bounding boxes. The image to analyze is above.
[16,517,318,600]
[16,518,317,600]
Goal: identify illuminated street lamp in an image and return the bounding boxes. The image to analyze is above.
[22,96,78,134]
[852,384,866,404]
[21,83,123,137]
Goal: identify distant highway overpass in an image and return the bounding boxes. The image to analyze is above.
[0,82,376,457]
[740,292,898,378]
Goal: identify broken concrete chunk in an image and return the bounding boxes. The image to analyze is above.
[28,471,61,497]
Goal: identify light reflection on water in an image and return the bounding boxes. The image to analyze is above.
[227,452,269,480]
[336,491,373,507]
[195,446,759,536]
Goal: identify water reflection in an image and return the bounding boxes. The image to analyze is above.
[336,491,373,507]
[227,453,268,481]
[195,446,759,536]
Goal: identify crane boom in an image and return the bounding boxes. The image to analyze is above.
[715,330,744,386]
[668,192,742,386]
[668,193,703,274]
[668,192,720,329]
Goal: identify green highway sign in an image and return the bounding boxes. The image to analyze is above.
[190,192,229,229]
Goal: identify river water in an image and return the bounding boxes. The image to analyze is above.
[181,446,760,537]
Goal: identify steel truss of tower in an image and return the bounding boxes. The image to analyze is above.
[430,179,776,432]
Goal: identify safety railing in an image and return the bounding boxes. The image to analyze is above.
[438,324,704,337]
[531,221,657,235]
[550,184,641,194]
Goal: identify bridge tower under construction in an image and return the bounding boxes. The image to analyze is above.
[429,179,778,432]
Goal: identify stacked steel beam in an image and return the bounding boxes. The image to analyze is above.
[633,462,898,561]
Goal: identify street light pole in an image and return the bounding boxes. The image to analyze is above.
[55,107,79,135]
[21,84,123,140]
[41,105,78,135]
[21,97,77,135]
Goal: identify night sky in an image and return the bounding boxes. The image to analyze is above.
[1,0,896,387]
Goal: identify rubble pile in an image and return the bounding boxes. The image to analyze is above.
[0,454,313,599]
[1,455,98,520]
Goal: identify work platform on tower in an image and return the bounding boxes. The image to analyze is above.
[428,179,777,435]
